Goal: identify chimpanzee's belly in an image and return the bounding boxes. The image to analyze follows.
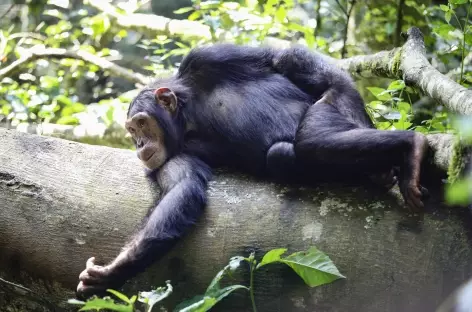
[192,75,312,171]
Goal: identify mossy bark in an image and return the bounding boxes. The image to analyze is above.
[1,129,472,312]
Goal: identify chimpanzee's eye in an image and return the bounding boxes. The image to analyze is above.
[137,118,146,128]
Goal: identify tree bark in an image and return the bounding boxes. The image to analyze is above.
[335,28,472,115]
[1,128,472,312]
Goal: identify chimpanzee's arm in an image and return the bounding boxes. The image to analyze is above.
[76,154,211,298]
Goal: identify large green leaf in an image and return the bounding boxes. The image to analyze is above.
[366,87,392,101]
[174,256,247,312]
[280,247,345,287]
[175,285,246,312]
[177,297,217,312]
[206,256,244,294]
[257,248,287,268]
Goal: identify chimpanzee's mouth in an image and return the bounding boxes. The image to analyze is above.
[142,151,155,162]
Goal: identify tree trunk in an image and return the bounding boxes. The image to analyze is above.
[1,128,471,312]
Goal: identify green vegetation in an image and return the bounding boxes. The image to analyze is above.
[68,246,344,312]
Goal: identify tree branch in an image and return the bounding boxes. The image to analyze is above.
[335,27,472,116]
[0,46,149,85]
[0,127,470,312]
[85,0,212,41]
[0,4,15,20]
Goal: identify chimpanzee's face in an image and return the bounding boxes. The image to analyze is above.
[126,87,179,170]
[125,111,168,170]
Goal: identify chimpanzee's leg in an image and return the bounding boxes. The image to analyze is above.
[272,45,374,128]
[266,142,298,182]
[294,101,429,210]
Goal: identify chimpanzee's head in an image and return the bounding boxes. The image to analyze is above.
[126,82,184,170]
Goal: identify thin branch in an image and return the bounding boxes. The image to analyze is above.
[0,4,15,20]
[334,0,348,17]
[0,46,149,85]
[314,0,322,38]
[85,0,212,41]
[341,0,356,58]
[394,0,405,47]
[0,277,61,311]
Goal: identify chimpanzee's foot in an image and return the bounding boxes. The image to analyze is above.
[399,133,429,211]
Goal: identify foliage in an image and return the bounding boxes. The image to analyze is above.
[69,246,344,312]
[445,115,472,205]
[0,0,469,145]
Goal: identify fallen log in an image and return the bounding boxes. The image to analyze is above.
[0,128,471,312]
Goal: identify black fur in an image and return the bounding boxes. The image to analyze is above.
[77,43,424,297]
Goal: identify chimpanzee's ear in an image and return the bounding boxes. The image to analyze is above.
[154,87,178,114]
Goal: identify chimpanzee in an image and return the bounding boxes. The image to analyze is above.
[76,43,428,297]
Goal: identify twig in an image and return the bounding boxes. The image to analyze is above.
[0,277,62,311]
[314,0,322,37]
[334,0,348,17]
[0,4,15,20]
[341,0,356,58]
[0,46,149,85]
[394,0,405,47]
[85,0,212,40]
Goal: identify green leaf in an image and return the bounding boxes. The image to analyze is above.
[176,296,217,312]
[450,0,468,4]
[446,177,472,205]
[206,256,244,294]
[440,4,450,11]
[138,281,173,312]
[176,285,246,312]
[56,116,79,125]
[432,24,455,38]
[393,120,412,130]
[387,80,405,91]
[465,33,472,45]
[107,289,131,304]
[287,22,308,33]
[445,11,452,23]
[174,256,247,312]
[275,6,287,22]
[257,248,287,268]
[366,87,392,101]
[70,296,133,312]
[188,11,201,21]
[397,101,411,112]
[173,7,194,14]
[280,246,345,287]
[55,95,73,106]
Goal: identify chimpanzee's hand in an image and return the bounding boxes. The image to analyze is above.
[399,179,428,212]
[76,257,123,299]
